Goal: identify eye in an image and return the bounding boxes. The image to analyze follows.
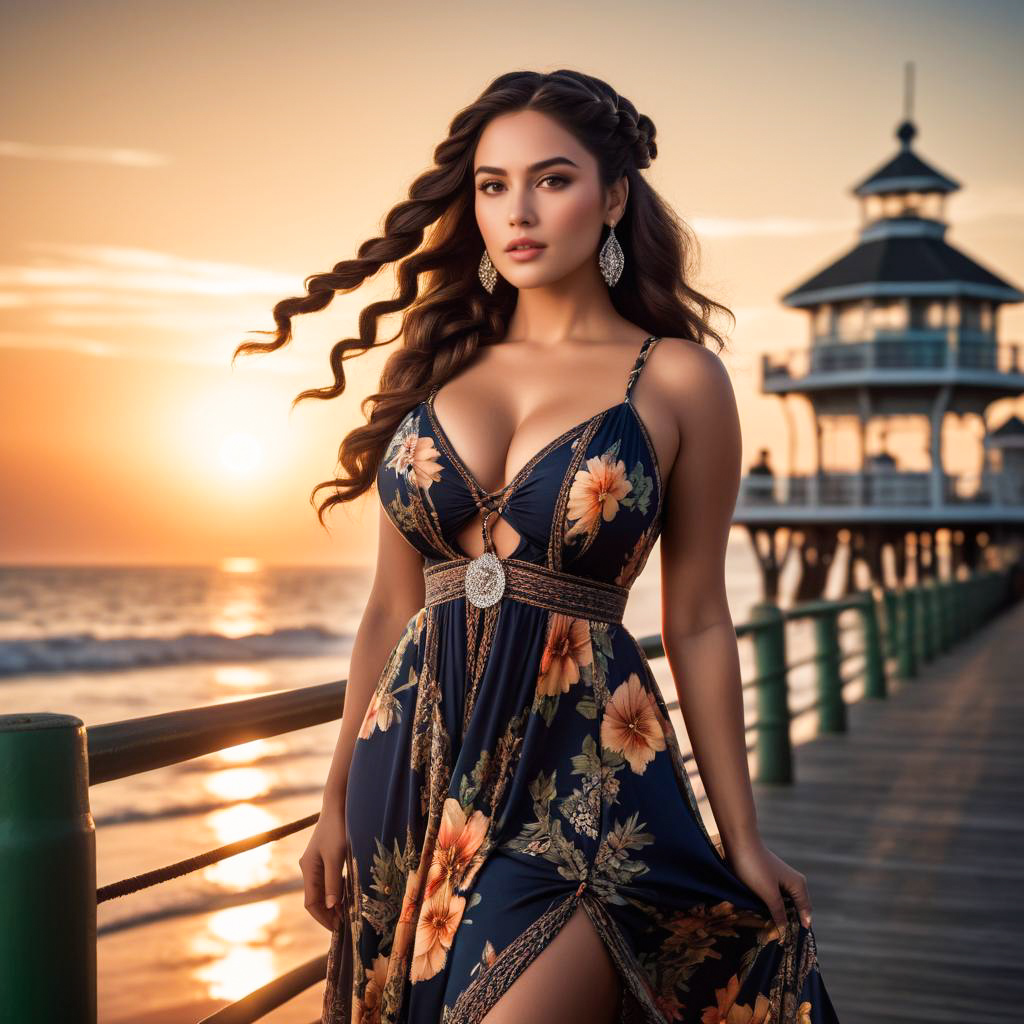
[477,174,570,195]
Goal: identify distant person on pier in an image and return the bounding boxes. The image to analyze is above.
[749,447,774,476]
[748,447,775,503]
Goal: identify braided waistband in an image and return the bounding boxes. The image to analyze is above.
[423,556,629,624]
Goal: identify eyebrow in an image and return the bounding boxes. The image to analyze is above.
[473,156,580,176]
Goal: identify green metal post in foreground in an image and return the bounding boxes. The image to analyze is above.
[749,602,792,784]
[0,714,96,1022]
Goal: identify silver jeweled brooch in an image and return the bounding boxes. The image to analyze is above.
[465,551,505,608]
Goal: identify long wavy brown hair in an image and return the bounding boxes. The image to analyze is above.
[233,68,733,527]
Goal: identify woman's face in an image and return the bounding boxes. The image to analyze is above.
[472,109,626,290]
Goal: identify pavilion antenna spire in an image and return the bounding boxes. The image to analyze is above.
[903,61,915,122]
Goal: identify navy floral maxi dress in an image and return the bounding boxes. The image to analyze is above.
[322,334,840,1024]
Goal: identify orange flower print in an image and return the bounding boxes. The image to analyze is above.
[425,797,489,899]
[358,689,382,740]
[390,868,422,972]
[615,528,649,587]
[399,869,421,925]
[565,452,632,542]
[352,953,388,1024]
[536,613,594,697]
[600,673,667,774]
[651,696,674,745]
[797,1002,813,1024]
[662,900,749,961]
[700,973,771,1023]
[386,419,443,494]
[654,992,685,1022]
[410,888,466,982]
[480,939,497,969]
[411,605,427,641]
[358,685,397,740]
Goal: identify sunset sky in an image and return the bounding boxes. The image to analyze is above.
[2,0,1022,567]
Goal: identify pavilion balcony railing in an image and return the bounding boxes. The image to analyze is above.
[0,568,1016,1022]
[737,469,1024,509]
[762,337,1024,381]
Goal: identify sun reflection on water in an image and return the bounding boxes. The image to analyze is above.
[205,766,271,802]
[191,900,281,1003]
[213,665,271,689]
[203,802,278,892]
[186,558,308,1008]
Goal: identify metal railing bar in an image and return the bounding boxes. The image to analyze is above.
[88,680,347,784]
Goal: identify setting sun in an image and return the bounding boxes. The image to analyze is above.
[218,432,264,477]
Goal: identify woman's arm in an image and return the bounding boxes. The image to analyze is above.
[320,502,426,815]
[654,341,812,932]
[656,342,759,853]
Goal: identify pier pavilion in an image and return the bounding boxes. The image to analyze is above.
[735,104,1024,602]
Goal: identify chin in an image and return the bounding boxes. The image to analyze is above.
[501,265,566,289]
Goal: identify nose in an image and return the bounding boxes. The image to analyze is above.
[508,196,535,227]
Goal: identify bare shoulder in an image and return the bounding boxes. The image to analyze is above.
[645,336,737,430]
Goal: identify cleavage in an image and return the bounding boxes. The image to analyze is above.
[429,395,601,561]
[430,391,604,497]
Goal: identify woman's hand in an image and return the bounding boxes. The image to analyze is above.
[723,836,812,935]
[299,800,349,931]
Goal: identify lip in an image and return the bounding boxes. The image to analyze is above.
[506,246,546,262]
[505,237,546,252]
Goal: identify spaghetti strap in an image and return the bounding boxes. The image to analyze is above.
[624,333,661,402]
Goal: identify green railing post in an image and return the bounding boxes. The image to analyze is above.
[934,580,947,652]
[898,587,917,679]
[965,574,980,634]
[814,607,846,732]
[0,714,96,1022]
[950,577,966,638]
[860,591,887,699]
[938,579,954,652]
[918,583,936,663]
[949,576,963,644]
[749,602,792,784]
[882,590,900,663]
[991,570,1006,615]
[932,579,946,651]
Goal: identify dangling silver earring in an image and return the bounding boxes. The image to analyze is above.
[598,221,624,287]
[478,248,497,293]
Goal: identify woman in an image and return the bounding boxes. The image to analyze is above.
[238,69,840,1023]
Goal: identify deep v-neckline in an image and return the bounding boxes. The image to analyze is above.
[426,393,625,501]
[424,334,662,502]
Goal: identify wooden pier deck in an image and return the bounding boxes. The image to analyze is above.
[751,597,1024,1023]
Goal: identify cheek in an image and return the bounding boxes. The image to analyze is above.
[546,197,603,267]
[548,193,597,237]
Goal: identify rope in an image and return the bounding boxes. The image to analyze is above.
[96,811,320,903]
